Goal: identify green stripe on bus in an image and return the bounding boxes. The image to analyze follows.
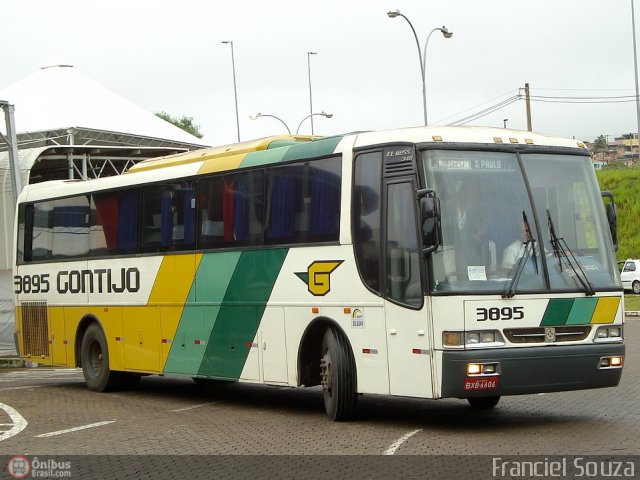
[540,298,575,326]
[565,298,598,325]
[163,251,241,374]
[197,248,288,379]
[241,146,292,168]
[281,136,343,161]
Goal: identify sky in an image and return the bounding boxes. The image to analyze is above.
[1,0,639,146]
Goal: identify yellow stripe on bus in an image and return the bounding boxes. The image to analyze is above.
[590,297,620,324]
[197,153,247,175]
[148,254,203,369]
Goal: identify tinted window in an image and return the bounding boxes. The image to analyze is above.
[91,190,140,255]
[199,170,265,249]
[265,157,341,245]
[353,152,382,294]
[140,181,195,252]
[386,181,422,307]
[27,196,91,260]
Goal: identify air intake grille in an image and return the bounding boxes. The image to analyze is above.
[504,326,591,344]
[21,301,49,357]
[384,162,415,177]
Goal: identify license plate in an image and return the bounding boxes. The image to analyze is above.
[464,376,499,391]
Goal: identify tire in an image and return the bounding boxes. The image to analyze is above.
[467,396,500,409]
[81,323,120,392]
[320,327,357,421]
[633,281,640,294]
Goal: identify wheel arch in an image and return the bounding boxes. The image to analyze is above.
[297,316,356,388]
[74,314,102,368]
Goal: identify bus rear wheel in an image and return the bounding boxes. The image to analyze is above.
[81,323,136,392]
[467,396,500,409]
[320,327,357,421]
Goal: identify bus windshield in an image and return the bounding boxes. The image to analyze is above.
[421,149,620,295]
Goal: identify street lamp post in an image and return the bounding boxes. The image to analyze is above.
[249,113,291,134]
[222,41,241,142]
[296,111,333,134]
[307,52,317,135]
[503,118,508,129]
[632,0,640,161]
[387,9,452,126]
[250,111,333,135]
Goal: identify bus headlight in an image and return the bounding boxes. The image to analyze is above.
[594,326,623,343]
[467,362,500,376]
[443,330,505,349]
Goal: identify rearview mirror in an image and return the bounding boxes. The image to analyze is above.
[601,191,618,251]
[417,189,441,254]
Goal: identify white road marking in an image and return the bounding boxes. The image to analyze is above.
[34,420,116,438]
[170,402,216,412]
[0,385,44,392]
[0,403,28,442]
[383,429,422,455]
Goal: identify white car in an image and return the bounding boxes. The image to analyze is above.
[620,259,640,294]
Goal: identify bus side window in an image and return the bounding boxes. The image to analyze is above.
[91,190,139,255]
[141,182,195,252]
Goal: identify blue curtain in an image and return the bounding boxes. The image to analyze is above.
[268,173,295,241]
[117,191,139,251]
[53,206,88,228]
[310,169,339,237]
[234,175,250,242]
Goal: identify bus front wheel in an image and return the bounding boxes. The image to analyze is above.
[467,396,500,409]
[320,327,357,421]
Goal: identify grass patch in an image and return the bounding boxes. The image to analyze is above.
[624,293,640,311]
[597,168,640,260]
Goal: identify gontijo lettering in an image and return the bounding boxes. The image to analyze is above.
[57,268,140,294]
[15,268,140,294]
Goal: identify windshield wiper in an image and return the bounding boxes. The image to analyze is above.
[502,212,538,298]
[547,209,595,296]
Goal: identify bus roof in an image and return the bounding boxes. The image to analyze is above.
[351,125,588,150]
[127,134,319,173]
[17,126,588,203]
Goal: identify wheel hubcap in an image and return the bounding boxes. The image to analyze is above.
[89,341,102,376]
[320,353,332,396]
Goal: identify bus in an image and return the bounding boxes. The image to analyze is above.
[13,126,625,420]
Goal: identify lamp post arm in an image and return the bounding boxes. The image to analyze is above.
[257,114,291,134]
[397,13,427,125]
[296,114,313,135]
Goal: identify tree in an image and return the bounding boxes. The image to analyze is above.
[155,111,204,139]
[593,135,608,156]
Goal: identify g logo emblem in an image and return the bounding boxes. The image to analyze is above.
[295,261,343,296]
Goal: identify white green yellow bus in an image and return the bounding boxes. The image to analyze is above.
[13,126,625,420]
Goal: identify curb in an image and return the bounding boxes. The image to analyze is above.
[0,357,23,368]
[625,311,640,317]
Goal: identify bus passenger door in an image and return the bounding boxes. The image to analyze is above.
[383,178,433,398]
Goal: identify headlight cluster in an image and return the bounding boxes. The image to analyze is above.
[443,330,505,349]
[594,325,623,343]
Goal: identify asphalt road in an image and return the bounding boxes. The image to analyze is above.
[0,321,638,478]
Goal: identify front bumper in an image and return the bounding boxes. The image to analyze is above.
[441,343,625,398]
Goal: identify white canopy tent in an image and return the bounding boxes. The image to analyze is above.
[0,59,208,356]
